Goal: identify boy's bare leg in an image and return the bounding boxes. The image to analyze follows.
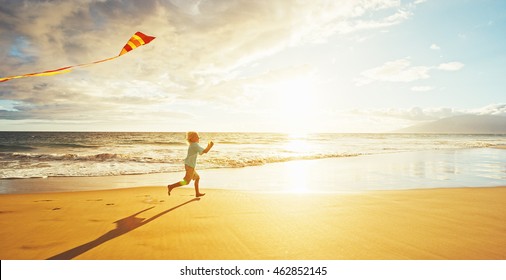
[167,181,183,196]
[168,175,191,196]
[169,166,194,196]
[194,175,205,197]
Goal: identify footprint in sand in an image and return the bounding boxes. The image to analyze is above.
[52,207,61,211]
[106,203,115,206]
[142,195,165,204]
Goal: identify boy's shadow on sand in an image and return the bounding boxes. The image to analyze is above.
[48,198,200,260]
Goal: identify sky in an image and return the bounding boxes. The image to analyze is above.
[0,0,505,133]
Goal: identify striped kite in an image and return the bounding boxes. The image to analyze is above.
[0,32,155,83]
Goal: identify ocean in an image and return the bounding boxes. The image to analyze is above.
[1,132,505,180]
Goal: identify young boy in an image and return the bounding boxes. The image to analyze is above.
[167,131,214,197]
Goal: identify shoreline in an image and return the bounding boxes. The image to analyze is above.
[2,147,505,194]
[1,186,505,259]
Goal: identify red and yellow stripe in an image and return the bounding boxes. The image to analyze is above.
[119,32,156,56]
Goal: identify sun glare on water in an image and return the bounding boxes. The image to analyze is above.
[284,133,311,152]
[281,135,315,193]
[281,159,319,193]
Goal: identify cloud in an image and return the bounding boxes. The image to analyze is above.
[355,58,431,85]
[352,103,506,122]
[469,103,506,116]
[332,8,413,35]
[430,43,440,50]
[411,85,433,92]
[353,107,456,121]
[438,62,465,71]
[356,57,465,85]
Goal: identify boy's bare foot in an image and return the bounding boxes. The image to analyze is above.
[167,185,172,196]
[196,193,206,198]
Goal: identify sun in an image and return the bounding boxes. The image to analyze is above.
[271,77,317,133]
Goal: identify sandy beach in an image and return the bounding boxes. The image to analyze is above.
[1,184,505,260]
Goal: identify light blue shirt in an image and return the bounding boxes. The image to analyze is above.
[184,142,205,168]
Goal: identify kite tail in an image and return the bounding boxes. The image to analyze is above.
[0,67,73,83]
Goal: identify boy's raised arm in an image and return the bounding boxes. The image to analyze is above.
[202,141,214,154]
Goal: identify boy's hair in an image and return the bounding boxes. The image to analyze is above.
[186,131,199,142]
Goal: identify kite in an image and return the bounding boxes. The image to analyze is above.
[0,31,155,83]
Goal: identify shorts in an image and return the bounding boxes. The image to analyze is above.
[184,164,200,182]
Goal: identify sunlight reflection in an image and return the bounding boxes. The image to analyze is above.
[284,139,310,153]
[283,160,311,193]
[287,132,309,139]
[284,133,311,153]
